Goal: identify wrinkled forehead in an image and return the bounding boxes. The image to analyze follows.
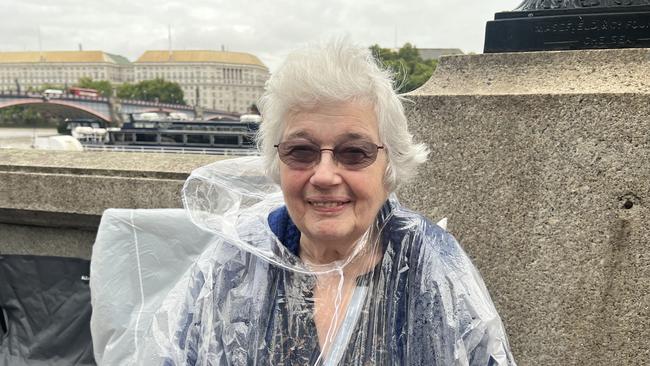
[281,100,379,142]
[283,130,375,144]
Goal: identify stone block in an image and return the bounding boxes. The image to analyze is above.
[401,48,650,365]
[0,150,223,258]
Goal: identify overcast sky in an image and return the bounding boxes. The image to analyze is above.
[1,0,522,71]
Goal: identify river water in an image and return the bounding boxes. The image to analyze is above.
[0,128,59,149]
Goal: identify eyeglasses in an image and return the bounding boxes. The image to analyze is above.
[274,140,385,170]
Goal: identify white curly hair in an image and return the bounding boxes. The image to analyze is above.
[256,39,428,191]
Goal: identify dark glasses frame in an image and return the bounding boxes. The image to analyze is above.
[274,140,385,170]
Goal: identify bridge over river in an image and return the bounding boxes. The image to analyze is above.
[0,91,240,123]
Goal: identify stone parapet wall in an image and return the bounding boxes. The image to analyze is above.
[0,150,221,258]
[402,48,649,365]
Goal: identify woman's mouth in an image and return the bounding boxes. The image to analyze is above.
[309,201,348,208]
[307,199,352,212]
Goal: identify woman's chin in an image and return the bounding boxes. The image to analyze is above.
[301,225,367,260]
[310,231,351,245]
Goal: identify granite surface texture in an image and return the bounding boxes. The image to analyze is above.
[419,48,650,95]
[402,49,649,365]
[1,223,96,259]
[0,150,224,257]
[1,150,223,214]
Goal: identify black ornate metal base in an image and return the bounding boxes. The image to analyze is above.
[484,5,650,52]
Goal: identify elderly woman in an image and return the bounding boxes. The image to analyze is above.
[91,40,516,366]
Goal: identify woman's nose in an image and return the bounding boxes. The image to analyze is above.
[309,150,343,187]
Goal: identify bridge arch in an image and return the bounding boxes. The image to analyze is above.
[0,99,111,122]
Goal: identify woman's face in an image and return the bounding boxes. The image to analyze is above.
[278,101,389,251]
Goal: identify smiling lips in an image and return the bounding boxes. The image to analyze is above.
[307,198,351,211]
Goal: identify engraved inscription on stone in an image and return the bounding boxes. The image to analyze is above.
[582,35,632,47]
[532,16,650,47]
[533,18,650,34]
[487,0,650,52]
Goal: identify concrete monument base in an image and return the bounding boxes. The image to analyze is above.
[403,48,650,365]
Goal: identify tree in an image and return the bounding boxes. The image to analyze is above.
[0,105,52,127]
[369,43,438,93]
[76,77,113,97]
[117,78,185,104]
[116,83,137,100]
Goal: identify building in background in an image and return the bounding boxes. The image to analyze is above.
[0,51,131,92]
[134,50,269,113]
[416,48,464,60]
[0,49,270,113]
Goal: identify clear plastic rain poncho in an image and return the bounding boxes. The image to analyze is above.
[90,156,516,365]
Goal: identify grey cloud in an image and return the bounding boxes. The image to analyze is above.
[2,0,521,70]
